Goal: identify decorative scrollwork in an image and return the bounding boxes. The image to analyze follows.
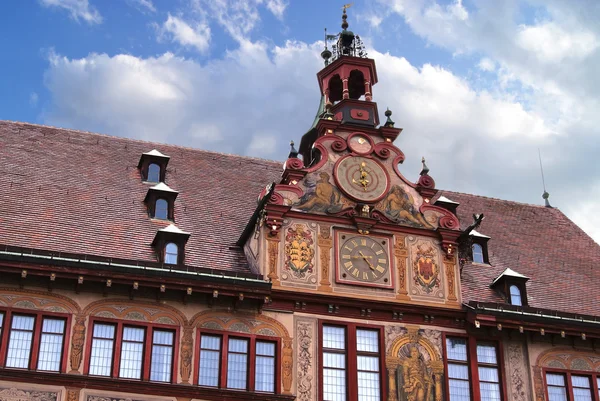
[418,174,436,189]
[331,138,348,152]
[327,206,357,218]
[268,192,285,205]
[285,158,304,170]
[439,215,459,229]
[373,144,392,159]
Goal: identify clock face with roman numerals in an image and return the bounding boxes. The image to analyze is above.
[335,232,393,289]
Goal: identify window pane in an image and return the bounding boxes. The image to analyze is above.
[165,242,178,265]
[480,382,501,401]
[478,366,499,383]
[227,338,248,389]
[357,329,379,353]
[199,335,221,387]
[597,378,600,400]
[358,370,380,401]
[323,365,346,401]
[89,323,115,376]
[510,285,522,306]
[6,315,35,368]
[150,330,173,382]
[323,326,346,350]
[255,341,275,393]
[119,327,145,379]
[148,163,160,182]
[324,352,346,369]
[37,318,65,372]
[547,373,568,401]
[0,312,3,339]
[155,199,168,219]
[449,363,470,380]
[572,376,592,401]
[449,378,471,401]
[446,338,468,361]
[472,244,484,263]
[476,344,497,364]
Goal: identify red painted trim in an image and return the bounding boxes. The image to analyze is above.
[333,228,395,290]
[543,367,600,401]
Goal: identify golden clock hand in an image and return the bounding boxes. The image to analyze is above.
[358,251,375,270]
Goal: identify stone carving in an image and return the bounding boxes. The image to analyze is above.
[507,343,527,401]
[318,224,333,291]
[282,338,294,394]
[297,321,314,401]
[386,326,408,354]
[66,390,79,401]
[267,238,280,285]
[180,326,194,384]
[386,326,444,401]
[0,388,58,401]
[443,257,458,302]
[533,366,545,401]
[394,235,409,300]
[70,315,86,372]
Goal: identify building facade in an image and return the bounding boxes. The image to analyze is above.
[0,9,599,401]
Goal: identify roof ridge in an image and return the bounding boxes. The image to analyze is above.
[0,120,284,166]
[441,189,553,209]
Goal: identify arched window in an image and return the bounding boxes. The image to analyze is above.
[148,163,161,182]
[510,285,522,306]
[155,199,169,220]
[165,243,178,265]
[472,243,484,263]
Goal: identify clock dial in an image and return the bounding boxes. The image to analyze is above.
[348,133,373,154]
[337,233,391,287]
[334,156,390,202]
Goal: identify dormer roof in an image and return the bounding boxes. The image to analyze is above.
[491,268,529,287]
[436,195,459,205]
[470,229,491,239]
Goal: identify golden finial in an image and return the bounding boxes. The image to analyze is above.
[342,3,353,12]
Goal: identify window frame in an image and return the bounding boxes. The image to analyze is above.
[318,320,386,401]
[442,333,507,401]
[543,368,600,401]
[194,328,281,394]
[0,308,70,373]
[470,239,489,264]
[84,317,179,383]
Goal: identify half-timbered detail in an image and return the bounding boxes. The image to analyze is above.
[0,6,599,401]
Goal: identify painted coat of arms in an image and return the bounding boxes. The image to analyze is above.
[413,244,440,293]
[284,225,315,278]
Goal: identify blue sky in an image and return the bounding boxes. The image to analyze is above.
[1,0,599,244]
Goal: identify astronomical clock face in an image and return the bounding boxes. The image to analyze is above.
[334,156,390,202]
[335,231,393,289]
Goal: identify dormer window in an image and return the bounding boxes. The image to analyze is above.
[148,163,161,183]
[469,230,490,264]
[155,198,169,220]
[145,183,178,221]
[472,243,484,264]
[509,285,522,306]
[165,243,178,265]
[138,149,170,183]
[490,268,529,307]
[152,224,190,267]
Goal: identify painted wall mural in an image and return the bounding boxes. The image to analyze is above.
[376,185,432,228]
[293,172,351,213]
[408,239,445,301]
[284,224,315,278]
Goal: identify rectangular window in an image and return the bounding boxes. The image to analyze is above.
[89,323,116,376]
[150,329,174,382]
[323,325,347,401]
[477,343,501,401]
[119,326,145,379]
[227,337,249,390]
[446,337,471,401]
[37,318,66,372]
[255,341,276,393]
[6,315,35,368]
[572,375,592,401]
[356,329,381,401]
[546,373,568,401]
[199,334,221,387]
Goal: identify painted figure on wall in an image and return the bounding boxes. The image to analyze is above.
[397,345,434,401]
[378,185,432,228]
[294,172,345,213]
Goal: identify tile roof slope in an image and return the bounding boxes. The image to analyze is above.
[442,191,600,316]
[0,121,282,273]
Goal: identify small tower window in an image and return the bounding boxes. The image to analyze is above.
[510,285,522,306]
[165,243,178,265]
[148,163,161,183]
[155,198,169,220]
[472,243,484,263]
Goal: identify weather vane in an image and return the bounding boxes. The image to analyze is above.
[342,3,353,12]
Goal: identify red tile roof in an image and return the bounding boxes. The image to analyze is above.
[2,121,598,315]
[441,191,600,316]
[0,121,281,274]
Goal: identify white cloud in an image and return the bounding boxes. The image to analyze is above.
[264,0,287,20]
[156,14,211,53]
[39,0,102,24]
[516,22,598,63]
[29,92,39,107]
[128,0,156,13]
[478,58,495,72]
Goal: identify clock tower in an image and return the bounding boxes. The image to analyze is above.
[248,6,461,306]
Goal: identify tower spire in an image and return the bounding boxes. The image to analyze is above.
[538,149,552,208]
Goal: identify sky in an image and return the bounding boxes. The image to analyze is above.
[1,0,599,244]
